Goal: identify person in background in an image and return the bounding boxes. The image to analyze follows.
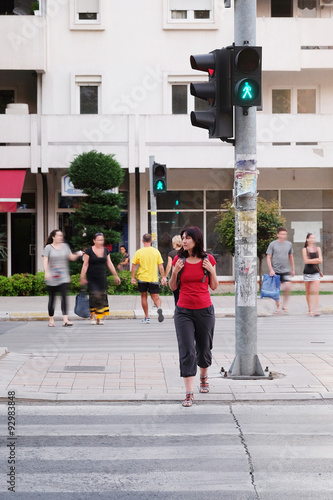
[131,233,167,324]
[169,226,218,408]
[266,227,295,314]
[117,245,130,271]
[43,229,83,327]
[164,235,182,305]
[80,233,121,325]
[302,232,323,317]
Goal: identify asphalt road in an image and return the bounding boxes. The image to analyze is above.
[0,401,333,499]
[0,316,332,354]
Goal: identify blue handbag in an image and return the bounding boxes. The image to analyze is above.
[74,290,90,318]
[260,274,280,302]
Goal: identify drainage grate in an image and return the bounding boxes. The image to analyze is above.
[64,366,105,372]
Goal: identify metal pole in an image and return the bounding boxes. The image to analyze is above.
[149,156,158,249]
[228,0,264,377]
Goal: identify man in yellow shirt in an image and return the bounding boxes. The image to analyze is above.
[131,233,167,323]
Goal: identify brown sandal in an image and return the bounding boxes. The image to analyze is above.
[200,375,209,393]
[182,392,194,407]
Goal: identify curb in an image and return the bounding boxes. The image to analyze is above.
[0,308,276,321]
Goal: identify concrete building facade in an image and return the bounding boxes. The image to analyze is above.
[0,0,333,279]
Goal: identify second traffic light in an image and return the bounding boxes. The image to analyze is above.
[232,45,262,107]
[190,48,233,141]
[152,162,167,195]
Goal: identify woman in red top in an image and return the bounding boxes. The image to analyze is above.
[169,226,218,407]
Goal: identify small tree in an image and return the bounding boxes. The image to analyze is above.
[215,197,285,288]
[68,150,125,249]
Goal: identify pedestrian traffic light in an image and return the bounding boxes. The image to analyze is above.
[190,48,233,142]
[152,162,167,195]
[231,45,262,108]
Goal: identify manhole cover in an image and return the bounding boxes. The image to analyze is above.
[64,366,105,372]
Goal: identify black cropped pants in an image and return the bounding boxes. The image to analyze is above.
[174,305,215,378]
[47,283,69,317]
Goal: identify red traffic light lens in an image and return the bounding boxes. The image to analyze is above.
[154,164,166,177]
[236,48,260,73]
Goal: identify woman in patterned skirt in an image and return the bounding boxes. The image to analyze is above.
[80,233,121,325]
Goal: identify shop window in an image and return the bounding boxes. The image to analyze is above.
[297,89,316,114]
[271,0,293,17]
[281,190,333,210]
[149,190,204,210]
[206,190,232,209]
[17,193,36,210]
[0,213,7,277]
[257,190,279,202]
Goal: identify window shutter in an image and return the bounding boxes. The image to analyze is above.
[77,0,99,13]
[169,0,212,9]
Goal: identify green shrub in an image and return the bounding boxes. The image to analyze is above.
[0,275,14,296]
[9,274,34,296]
[69,274,82,295]
[33,272,47,296]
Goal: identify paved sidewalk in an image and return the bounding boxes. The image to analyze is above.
[1,294,333,403]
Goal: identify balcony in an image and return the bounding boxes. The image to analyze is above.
[0,113,333,173]
[0,15,46,71]
[257,18,333,71]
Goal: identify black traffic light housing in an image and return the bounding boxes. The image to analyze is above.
[152,162,167,195]
[231,44,262,108]
[190,48,233,142]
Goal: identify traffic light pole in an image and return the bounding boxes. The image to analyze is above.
[228,0,264,378]
[149,155,158,249]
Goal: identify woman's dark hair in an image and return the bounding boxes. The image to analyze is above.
[304,233,313,248]
[178,226,206,259]
[120,245,127,252]
[45,229,61,246]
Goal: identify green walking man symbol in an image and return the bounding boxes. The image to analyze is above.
[242,81,253,100]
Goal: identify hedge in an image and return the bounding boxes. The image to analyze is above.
[0,271,172,296]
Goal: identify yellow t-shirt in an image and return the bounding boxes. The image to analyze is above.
[131,246,163,283]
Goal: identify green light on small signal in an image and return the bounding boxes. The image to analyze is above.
[155,180,165,191]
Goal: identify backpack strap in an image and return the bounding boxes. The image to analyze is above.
[202,256,210,283]
[176,255,211,287]
[176,257,186,288]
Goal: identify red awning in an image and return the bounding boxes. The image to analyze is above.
[0,202,17,213]
[0,170,26,204]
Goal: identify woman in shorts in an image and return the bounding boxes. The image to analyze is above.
[302,232,322,317]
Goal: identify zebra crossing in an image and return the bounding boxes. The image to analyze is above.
[1,402,333,499]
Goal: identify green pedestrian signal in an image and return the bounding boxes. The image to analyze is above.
[231,45,262,107]
[152,162,167,195]
[235,79,260,103]
[155,180,166,191]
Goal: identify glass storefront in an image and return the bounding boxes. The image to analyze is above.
[0,213,7,276]
[148,190,234,276]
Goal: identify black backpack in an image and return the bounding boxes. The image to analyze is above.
[176,255,210,288]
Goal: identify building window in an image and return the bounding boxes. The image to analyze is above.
[75,75,101,114]
[297,89,316,114]
[76,0,99,22]
[80,86,98,114]
[272,89,291,114]
[272,88,317,114]
[297,0,317,18]
[168,0,213,22]
[171,83,210,114]
[271,0,293,17]
[0,89,15,114]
